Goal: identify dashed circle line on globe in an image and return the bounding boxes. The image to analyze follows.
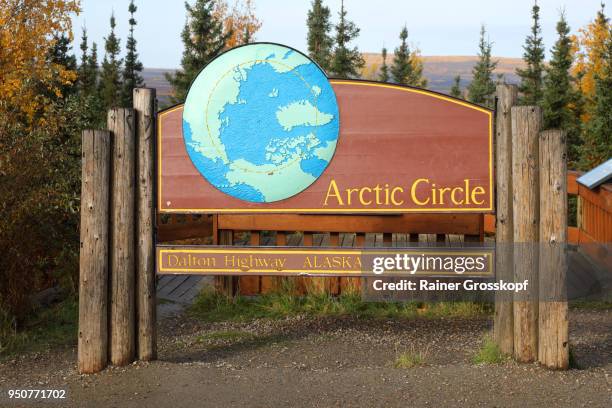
[204,58,325,175]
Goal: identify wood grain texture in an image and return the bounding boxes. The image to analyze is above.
[216,230,235,297]
[134,89,157,361]
[158,82,493,213]
[538,130,569,369]
[78,130,111,374]
[109,108,137,366]
[218,214,482,235]
[494,84,517,355]
[511,106,541,363]
[239,232,261,295]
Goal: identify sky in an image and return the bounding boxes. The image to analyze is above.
[71,0,607,69]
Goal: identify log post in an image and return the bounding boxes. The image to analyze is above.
[109,108,137,366]
[538,130,569,369]
[134,88,157,361]
[494,84,518,355]
[78,130,111,374]
[511,106,541,363]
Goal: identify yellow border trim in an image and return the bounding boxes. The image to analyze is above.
[157,81,494,213]
[157,248,494,276]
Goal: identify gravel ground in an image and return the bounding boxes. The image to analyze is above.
[0,309,610,407]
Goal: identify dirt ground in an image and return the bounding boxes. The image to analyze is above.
[0,308,610,408]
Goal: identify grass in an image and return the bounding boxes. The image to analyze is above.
[188,288,492,323]
[569,300,612,310]
[0,297,78,359]
[394,347,428,368]
[472,336,506,364]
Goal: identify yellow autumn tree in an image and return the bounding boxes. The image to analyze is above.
[0,0,80,128]
[572,4,612,121]
[214,0,262,49]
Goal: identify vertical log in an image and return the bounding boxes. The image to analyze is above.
[511,106,541,363]
[538,130,569,369]
[494,84,518,355]
[109,108,136,366]
[217,230,235,297]
[239,232,261,294]
[78,130,111,374]
[133,88,156,361]
[329,233,340,295]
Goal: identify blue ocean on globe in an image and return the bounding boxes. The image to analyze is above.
[182,44,340,203]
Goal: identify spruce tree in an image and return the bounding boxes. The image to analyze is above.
[581,26,612,169]
[307,0,333,72]
[517,1,545,105]
[329,0,364,78]
[78,27,96,93]
[48,34,77,98]
[391,26,412,85]
[468,25,497,108]
[379,47,390,82]
[542,14,582,166]
[390,26,427,87]
[99,13,123,110]
[450,75,462,98]
[165,0,229,103]
[121,0,145,107]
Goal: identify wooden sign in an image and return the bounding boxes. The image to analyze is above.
[158,44,493,214]
[157,246,495,277]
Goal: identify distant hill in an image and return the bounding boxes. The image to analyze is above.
[144,55,524,106]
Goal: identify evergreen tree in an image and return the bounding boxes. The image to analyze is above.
[379,46,390,82]
[48,34,77,98]
[450,75,462,98]
[390,26,427,87]
[542,14,582,166]
[330,0,364,78]
[307,0,333,72]
[468,25,497,108]
[121,0,145,107]
[517,1,545,105]
[78,27,93,93]
[391,26,412,85]
[165,0,229,103]
[581,26,612,169]
[89,42,99,90]
[99,13,123,110]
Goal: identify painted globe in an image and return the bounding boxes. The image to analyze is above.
[182,43,340,203]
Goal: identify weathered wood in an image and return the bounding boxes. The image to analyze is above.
[216,230,236,297]
[538,130,569,369]
[511,106,541,363]
[109,108,137,366]
[239,232,261,295]
[78,130,111,374]
[134,88,157,361]
[494,84,517,355]
[218,213,482,235]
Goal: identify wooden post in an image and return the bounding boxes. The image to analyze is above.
[494,84,518,355]
[538,130,569,369]
[78,130,111,374]
[109,108,136,366]
[511,106,541,363]
[134,88,157,361]
[217,230,235,297]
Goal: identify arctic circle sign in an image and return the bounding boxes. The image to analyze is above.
[183,43,340,203]
[158,43,493,214]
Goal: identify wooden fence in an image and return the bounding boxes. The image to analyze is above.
[483,170,612,246]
